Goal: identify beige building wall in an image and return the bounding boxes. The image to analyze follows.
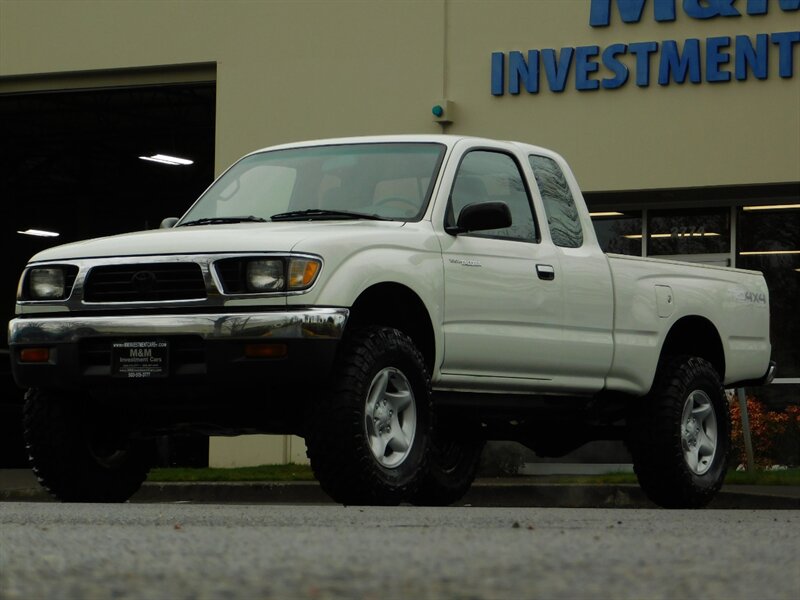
[209,435,308,468]
[2,0,798,466]
[447,1,800,191]
[2,1,798,190]
[0,0,446,174]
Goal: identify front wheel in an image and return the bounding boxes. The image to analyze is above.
[627,356,730,508]
[23,389,154,502]
[306,327,432,505]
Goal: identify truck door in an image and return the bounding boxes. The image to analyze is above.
[438,148,567,388]
[526,153,614,391]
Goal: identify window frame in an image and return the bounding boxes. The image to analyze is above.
[444,147,541,244]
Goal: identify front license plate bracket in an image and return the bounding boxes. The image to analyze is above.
[111,340,169,379]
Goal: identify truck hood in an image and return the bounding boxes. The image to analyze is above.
[28,220,406,262]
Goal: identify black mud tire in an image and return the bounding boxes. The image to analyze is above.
[306,326,432,505]
[627,356,730,509]
[408,433,484,506]
[23,388,154,502]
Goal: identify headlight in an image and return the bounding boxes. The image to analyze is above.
[246,259,285,292]
[216,255,322,294]
[21,265,78,300]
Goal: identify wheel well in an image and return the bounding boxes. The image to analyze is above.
[347,283,436,374]
[659,316,725,379]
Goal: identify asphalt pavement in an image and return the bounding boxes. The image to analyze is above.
[2,469,799,508]
[2,503,798,599]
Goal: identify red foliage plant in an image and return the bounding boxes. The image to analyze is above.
[729,396,800,467]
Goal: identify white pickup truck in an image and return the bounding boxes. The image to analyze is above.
[9,135,774,507]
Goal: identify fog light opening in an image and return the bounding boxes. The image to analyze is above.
[20,348,50,363]
[244,343,288,359]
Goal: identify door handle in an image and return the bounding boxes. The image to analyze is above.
[536,264,555,281]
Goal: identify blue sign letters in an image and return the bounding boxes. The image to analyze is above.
[491,1,800,95]
[589,0,800,27]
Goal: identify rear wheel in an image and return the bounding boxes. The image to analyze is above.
[306,326,432,505]
[409,431,484,506]
[23,389,154,502]
[627,356,730,508]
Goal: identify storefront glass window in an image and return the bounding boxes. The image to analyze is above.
[737,204,800,384]
[647,208,730,256]
[591,211,642,256]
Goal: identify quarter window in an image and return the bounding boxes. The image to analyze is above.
[447,151,536,242]
[529,155,584,248]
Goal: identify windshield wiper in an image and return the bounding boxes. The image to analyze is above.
[270,209,386,221]
[178,215,268,227]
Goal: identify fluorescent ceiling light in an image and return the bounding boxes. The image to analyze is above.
[624,233,721,239]
[139,153,194,166]
[17,229,60,237]
[740,250,800,256]
[742,204,800,211]
[589,211,624,217]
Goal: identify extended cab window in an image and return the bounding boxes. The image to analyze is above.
[447,151,537,242]
[529,155,584,248]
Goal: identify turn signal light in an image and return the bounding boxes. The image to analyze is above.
[20,348,50,363]
[288,259,321,290]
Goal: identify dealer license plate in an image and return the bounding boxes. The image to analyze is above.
[111,341,169,379]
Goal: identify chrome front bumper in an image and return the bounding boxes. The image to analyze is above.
[8,308,349,390]
[9,308,349,345]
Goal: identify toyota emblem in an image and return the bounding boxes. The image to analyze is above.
[131,270,157,292]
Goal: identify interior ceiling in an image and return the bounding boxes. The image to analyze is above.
[0,82,216,321]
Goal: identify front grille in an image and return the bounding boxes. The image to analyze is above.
[64,268,79,298]
[83,263,206,302]
[214,259,248,294]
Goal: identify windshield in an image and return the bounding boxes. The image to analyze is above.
[180,142,446,224]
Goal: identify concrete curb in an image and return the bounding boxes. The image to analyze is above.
[2,475,799,509]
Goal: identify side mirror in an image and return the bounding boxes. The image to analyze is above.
[446,202,512,235]
[159,217,179,229]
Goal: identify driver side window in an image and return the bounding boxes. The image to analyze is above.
[447,151,537,242]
